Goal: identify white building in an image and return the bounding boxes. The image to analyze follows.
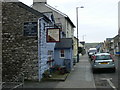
[32,0,75,39]
[32,0,76,72]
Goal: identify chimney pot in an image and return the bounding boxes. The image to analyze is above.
[33,0,47,4]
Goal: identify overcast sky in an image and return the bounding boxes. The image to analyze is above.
[19,0,119,43]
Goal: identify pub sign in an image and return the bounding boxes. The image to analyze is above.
[46,28,60,42]
[24,22,37,36]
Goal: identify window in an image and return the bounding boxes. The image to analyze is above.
[60,50,65,58]
[48,50,53,56]
[47,50,53,67]
[96,55,112,60]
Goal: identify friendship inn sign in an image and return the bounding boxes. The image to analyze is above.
[23,22,37,36]
[46,28,60,42]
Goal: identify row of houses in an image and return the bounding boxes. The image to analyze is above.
[1,0,82,82]
[99,1,120,55]
[85,35,120,56]
[98,35,120,55]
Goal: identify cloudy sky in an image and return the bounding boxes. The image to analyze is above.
[19,0,119,43]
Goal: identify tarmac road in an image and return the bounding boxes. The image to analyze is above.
[92,55,118,90]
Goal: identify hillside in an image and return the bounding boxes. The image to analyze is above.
[85,43,100,49]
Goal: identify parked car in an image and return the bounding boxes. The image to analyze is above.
[92,53,116,72]
[88,48,97,59]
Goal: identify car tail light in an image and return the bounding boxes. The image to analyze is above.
[93,56,96,60]
[110,54,114,62]
[93,56,96,63]
[112,58,114,62]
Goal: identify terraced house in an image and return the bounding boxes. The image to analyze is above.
[32,0,75,38]
[32,0,77,69]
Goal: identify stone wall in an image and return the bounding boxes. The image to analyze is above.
[2,2,40,81]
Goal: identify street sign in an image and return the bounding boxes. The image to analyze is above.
[116,52,120,54]
[46,28,60,42]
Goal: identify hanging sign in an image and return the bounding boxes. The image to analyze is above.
[46,28,60,42]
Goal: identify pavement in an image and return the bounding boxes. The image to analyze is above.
[22,54,96,89]
[53,54,96,88]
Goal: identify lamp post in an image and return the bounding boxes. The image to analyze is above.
[82,35,86,41]
[76,6,84,63]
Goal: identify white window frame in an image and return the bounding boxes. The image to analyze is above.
[60,50,65,58]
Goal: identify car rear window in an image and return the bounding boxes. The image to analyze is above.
[96,55,112,60]
[89,50,97,53]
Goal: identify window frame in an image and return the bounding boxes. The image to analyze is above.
[60,50,65,58]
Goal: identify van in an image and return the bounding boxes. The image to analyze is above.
[88,48,97,58]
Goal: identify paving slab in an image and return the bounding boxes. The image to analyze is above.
[55,55,96,88]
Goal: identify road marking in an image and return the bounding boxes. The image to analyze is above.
[100,78,117,90]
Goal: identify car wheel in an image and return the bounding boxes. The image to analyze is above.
[112,68,116,73]
[92,69,96,73]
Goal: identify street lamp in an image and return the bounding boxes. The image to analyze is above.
[82,35,86,41]
[76,6,84,63]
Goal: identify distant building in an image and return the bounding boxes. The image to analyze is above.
[113,35,119,55]
[103,38,112,53]
[95,43,103,52]
[118,1,120,34]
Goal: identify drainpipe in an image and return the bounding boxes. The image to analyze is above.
[38,17,44,82]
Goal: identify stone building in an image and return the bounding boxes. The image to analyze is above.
[0,1,2,88]
[2,1,54,82]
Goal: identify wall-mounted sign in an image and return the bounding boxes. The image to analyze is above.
[24,22,37,36]
[46,28,60,42]
[116,52,120,55]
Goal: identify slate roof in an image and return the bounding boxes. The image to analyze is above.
[55,38,73,49]
[3,1,51,22]
[106,38,113,41]
[45,4,75,28]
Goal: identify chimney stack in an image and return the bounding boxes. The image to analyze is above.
[33,0,47,4]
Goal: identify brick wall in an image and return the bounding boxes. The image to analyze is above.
[2,2,41,81]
